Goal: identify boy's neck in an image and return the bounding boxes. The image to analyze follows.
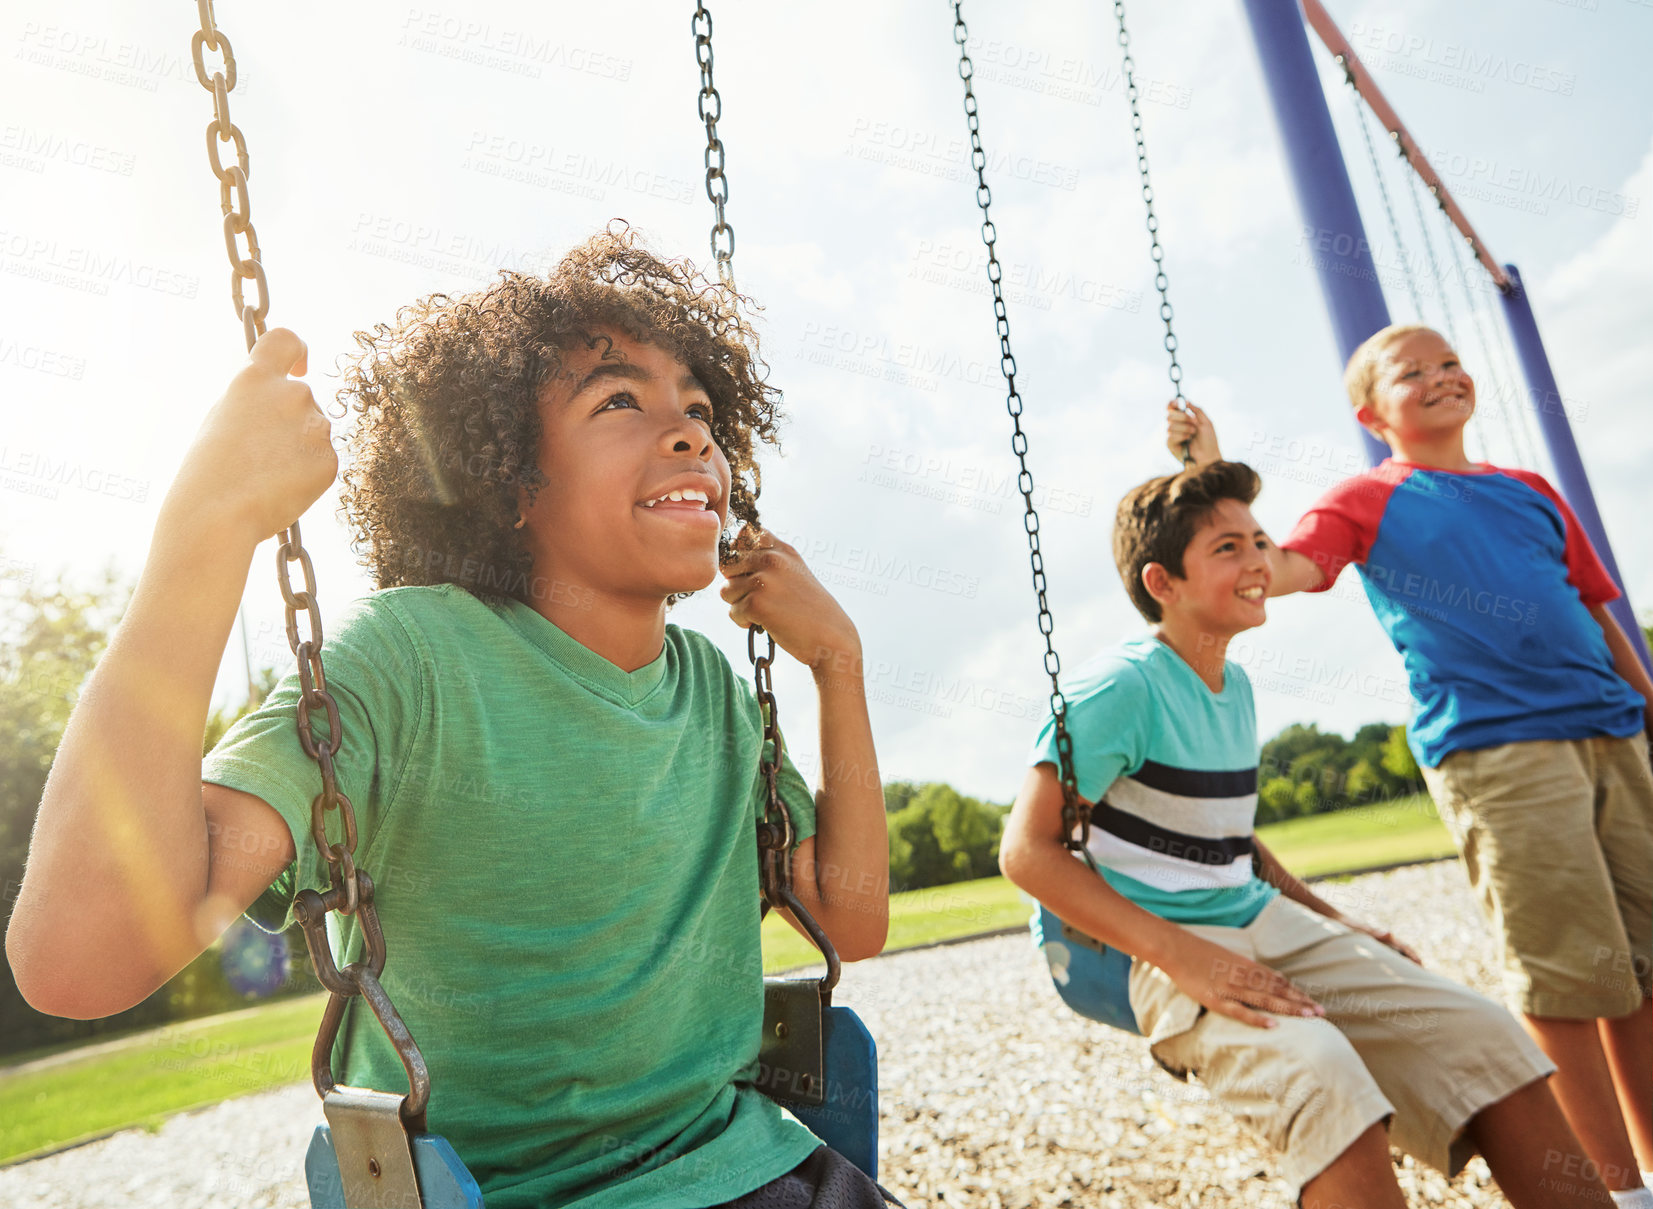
[1380,429,1477,471]
[536,590,669,673]
[1152,615,1233,693]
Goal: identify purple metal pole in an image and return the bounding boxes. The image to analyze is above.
[1499,263,1652,675]
[1237,0,1390,467]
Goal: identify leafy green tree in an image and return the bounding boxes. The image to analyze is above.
[1257,776,1297,824]
[1343,758,1384,805]
[881,779,921,815]
[1,558,313,1057]
[885,781,1004,891]
[1381,725,1422,782]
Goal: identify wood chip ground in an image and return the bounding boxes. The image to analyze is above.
[0,861,1526,1208]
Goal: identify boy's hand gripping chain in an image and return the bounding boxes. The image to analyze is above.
[692,0,842,994]
[951,3,1095,868]
[192,0,431,1171]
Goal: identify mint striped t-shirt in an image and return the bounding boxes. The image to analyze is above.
[203,583,822,1209]
[1028,635,1278,927]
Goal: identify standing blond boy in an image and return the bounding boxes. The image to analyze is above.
[1170,324,1653,1206]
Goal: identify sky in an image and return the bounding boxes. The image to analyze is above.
[2,0,1649,804]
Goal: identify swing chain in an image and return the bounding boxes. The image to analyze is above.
[750,625,793,904]
[949,2,1089,861]
[192,0,428,1121]
[191,0,268,353]
[692,2,735,284]
[1112,2,1185,408]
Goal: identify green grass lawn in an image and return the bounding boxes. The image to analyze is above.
[0,995,322,1165]
[0,794,1457,1166]
[1256,792,1457,878]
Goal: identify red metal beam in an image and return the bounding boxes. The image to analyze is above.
[1299,0,1511,291]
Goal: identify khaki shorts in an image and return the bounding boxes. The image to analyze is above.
[1128,896,1555,1196]
[1421,735,1653,1019]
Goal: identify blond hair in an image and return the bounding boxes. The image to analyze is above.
[1342,323,1441,411]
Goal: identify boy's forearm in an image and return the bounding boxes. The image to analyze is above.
[1251,838,1341,919]
[6,497,260,1015]
[1001,836,1190,971]
[1591,605,1653,729]
[806,648,889,957]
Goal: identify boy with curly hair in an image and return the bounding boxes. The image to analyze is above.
[1001,460,1609,1208]
[6,228,897,1208]
[1169,323,1653,1206]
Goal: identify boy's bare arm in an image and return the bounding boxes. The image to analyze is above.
[1252,837,1421,964]
[719,532,889,961]
[1000,763,1324,1029]
[1590,604,1653,733]
[1165,402,1326,596]
[1249,837,1340,917]
[786,650,889,962]
[5,330,328,1019]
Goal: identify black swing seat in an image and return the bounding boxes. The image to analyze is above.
[757,977,881,1179]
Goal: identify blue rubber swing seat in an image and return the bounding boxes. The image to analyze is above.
[1032,904,1143,1036]
[301,1001,879,1208]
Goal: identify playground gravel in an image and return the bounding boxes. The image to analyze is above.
[0,860,1521,1209]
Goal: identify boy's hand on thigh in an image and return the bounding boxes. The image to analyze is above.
[1334,914,1423,966]
[1159,934,1325,1030]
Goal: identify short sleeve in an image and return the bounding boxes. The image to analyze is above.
[201,594,422,931]
[1280,470,1394,591]
[1026,660,1152,803]
[1503,468,1622,609]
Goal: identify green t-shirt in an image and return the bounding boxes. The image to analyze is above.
[202,583,822,1208]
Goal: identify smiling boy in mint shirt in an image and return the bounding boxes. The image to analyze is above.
[1002,459,1605,1208]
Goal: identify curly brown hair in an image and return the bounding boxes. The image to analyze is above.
[1113,461,1262,623]
[334,223,780,607]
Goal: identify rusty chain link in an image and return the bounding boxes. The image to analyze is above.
[950,2,1092,867]
[692,3,735,285]
[688,8,836,994]
[191,0,427,1123]
[191,0,267,353]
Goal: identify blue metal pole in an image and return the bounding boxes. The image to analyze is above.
[1499,262,1652,676]
[1238,0,1391,467]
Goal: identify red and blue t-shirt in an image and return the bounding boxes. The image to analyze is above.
[1282,459,1643,767]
